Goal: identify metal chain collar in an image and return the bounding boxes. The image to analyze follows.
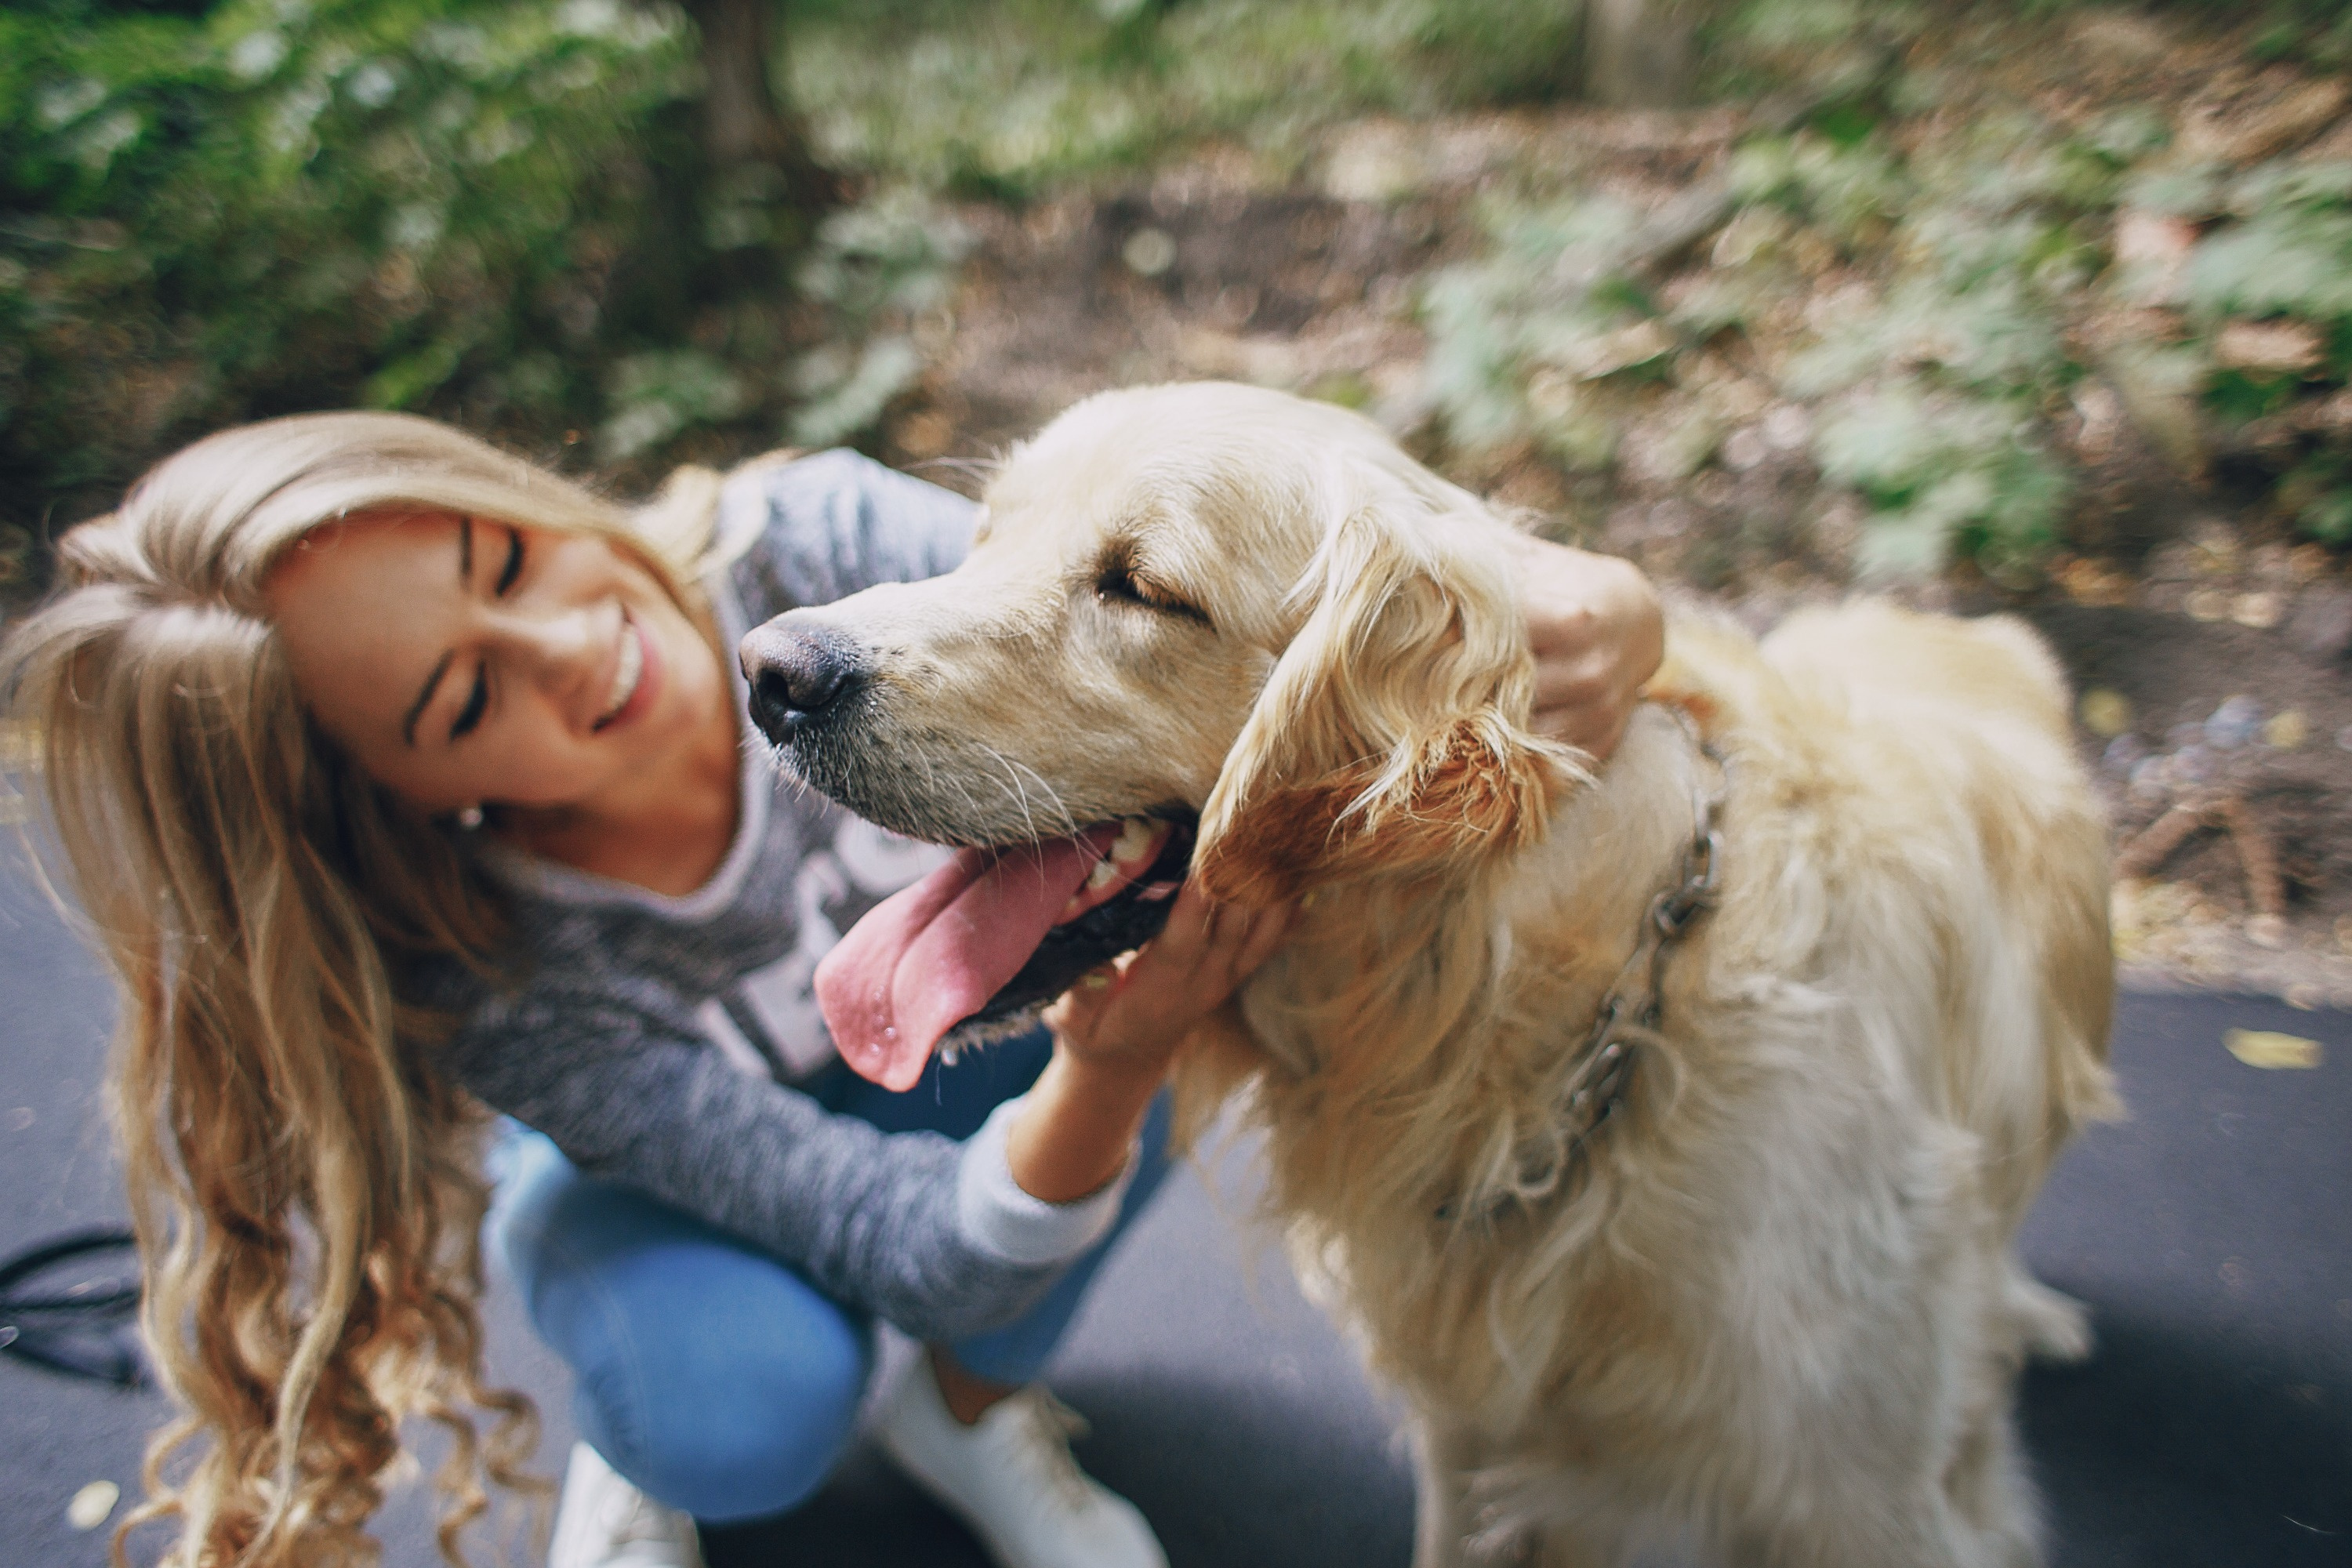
[1555,717,1727,1141]
[1439,709,1727,1225]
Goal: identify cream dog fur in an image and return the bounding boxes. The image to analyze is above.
[753,382,2118,1567]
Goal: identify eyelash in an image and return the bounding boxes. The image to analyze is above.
[451,530,523,741]
[452,664,489,739]
[495,526,524,595]
[1096,558,1207,625]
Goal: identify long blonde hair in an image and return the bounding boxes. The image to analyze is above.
[1,413,724,1566]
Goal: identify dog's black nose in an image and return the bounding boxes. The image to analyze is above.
[741,622,864,744]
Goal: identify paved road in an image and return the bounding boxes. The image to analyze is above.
[3,854,2346,1567]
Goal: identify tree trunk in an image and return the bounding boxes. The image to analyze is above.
[1584,0,1708,108]
[680,0,840,209]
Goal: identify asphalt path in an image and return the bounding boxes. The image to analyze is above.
[2,853,2346,1568]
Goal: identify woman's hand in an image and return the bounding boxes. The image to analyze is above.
[1006,881,1296,1203]
[1044,880,1297,1080]
[1508,533,1664,760]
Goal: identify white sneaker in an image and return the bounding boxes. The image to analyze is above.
[548,1442,705,1568]
[873,1364,1168,1568]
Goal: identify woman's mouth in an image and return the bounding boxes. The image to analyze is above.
[593,614,650,731]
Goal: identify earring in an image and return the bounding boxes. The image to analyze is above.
[455,804,485,831]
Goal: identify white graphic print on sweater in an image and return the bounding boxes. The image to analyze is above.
[698,817,953,1080]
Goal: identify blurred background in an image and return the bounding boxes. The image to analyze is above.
[6,0,2352,969]
[3,3,2352,1563]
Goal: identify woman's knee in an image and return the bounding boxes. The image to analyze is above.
[575,1277,874,1521]
[488,1140,875,1519]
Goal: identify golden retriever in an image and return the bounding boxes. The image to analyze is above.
[742,382,2118,1567]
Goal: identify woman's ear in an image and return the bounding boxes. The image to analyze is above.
[1196,500,1582,906]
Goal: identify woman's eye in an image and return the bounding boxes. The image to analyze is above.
[494,528,524,596]
[451,662,490,740]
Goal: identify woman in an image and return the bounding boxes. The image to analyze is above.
[2,412,1661,1568]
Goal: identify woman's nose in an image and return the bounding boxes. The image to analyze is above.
[497,605,603,688]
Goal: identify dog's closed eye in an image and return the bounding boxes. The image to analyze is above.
[1094,543,1210,626]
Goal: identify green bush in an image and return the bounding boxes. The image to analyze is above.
[1419,23,2352,579]
[2173,162,2352,543]
[789,0,1592,199]
[1,0,710,559]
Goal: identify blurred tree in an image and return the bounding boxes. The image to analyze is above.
[1586,0,1711,107]
[678,0,840,209]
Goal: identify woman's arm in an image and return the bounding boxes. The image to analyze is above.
[1007,885,1297,1202]
[441,992,1090,1342]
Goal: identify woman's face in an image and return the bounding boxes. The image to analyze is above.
[264,510,729,815]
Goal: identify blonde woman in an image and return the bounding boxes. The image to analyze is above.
[2,411,1662,1568]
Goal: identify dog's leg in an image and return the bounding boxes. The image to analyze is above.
[2002,1261,2093,1365]
[1942,1403,2046,1568]
[1410,1421,1482,1568]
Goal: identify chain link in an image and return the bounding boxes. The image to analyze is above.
[1442,710,1728,1225]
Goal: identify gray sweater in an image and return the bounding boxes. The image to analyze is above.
[412,452,1131,1343]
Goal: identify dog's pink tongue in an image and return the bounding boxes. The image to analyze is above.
[816,828,1116,1090]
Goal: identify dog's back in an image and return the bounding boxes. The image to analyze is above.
[1664,601,2119,1247]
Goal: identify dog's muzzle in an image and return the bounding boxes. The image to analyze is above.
[741,622,868,746]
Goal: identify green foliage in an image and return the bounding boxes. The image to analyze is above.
[1419,194,1663,463]
[788,0,1591,199]
[1421,102,2128,577]
[2177,161,2352,543]
[0,0,712,543]
[782,187,972,448]
[1814,388,2065,575]
[0,0,1651,572]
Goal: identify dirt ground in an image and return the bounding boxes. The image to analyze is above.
[872,93,2352,1007]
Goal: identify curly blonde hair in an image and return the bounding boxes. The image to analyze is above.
[2,413,724,1566]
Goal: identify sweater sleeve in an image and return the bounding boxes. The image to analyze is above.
[720,448,977,615]
[441,986,1129,1343]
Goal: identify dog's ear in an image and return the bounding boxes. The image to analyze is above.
[1196,498,1581,906]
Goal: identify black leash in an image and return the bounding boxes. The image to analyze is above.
[0,1227,147,1388]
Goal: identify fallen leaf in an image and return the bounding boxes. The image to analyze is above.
[2215,319,2325,375]
[2080,688,2134,738]
[67,1480,119,1532]
[2225,1029,2323,1069]
[2264,710,2308,750]
[2231,590,2283,630]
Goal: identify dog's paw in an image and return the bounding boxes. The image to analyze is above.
[2009,1275,2094,1363]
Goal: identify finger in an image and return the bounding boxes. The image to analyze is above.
[1142,877,1222,967]
[1228,898,1302,981]
[1045,956,1123,1032]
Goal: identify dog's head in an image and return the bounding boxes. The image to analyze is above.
[741,383,1573,1085]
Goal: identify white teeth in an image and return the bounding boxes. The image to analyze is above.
[1110,816,1157,866]
[1065,818,1164,919]
[602,624,643,720]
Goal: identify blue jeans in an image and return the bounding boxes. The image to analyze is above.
[484,1029,1174,1522]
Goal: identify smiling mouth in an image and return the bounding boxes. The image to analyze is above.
[813,813,1198,1090]
[595,615,645,730]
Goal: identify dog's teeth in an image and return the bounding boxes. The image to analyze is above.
[1111,816,1156,866]
[1087,856,1120,891]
